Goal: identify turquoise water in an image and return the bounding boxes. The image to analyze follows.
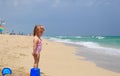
[44,36,120,48]
[44,36,120,56]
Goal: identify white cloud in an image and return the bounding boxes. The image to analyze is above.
[9,0,55,8]
[84,0,113,7]
[13,0,19,7]
[84,0,97,7]
[1,0,75,8]
[52,0,61,8]
[105,2,111,5]
[0,0,114,10]
[87,1,95,6]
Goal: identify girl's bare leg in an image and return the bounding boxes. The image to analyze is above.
[33,55,38,68]
[36,54,40,68]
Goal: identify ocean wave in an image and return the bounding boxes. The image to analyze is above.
[78,42,120,55]
[48,37,71,43]
[75,36,82,38]
[55,36,82,39]
[48,37,120,56]
[96,36,105,39]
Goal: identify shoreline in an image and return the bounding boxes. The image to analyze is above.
[62,42,120,73]
[0,35,120,76]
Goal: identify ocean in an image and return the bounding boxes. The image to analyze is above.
[44,36,120,73]
[44,36,120,56]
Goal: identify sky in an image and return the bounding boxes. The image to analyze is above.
[0,0,120,36]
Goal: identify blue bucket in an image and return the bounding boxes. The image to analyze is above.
[30,68,40,76]
[2,68,12,76]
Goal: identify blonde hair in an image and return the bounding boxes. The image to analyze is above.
[33,25,45,36]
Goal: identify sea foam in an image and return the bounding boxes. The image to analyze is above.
[48,37,120,56]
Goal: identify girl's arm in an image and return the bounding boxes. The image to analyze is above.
[33,38,38,55]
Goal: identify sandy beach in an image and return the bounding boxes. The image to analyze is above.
[0,35,120,76]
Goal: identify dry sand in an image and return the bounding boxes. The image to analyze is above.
[0,35,120,76]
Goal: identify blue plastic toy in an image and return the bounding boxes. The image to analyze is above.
[2,68,12,76]
[30,68,40,76]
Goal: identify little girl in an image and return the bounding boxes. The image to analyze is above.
[33,25,45,68]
